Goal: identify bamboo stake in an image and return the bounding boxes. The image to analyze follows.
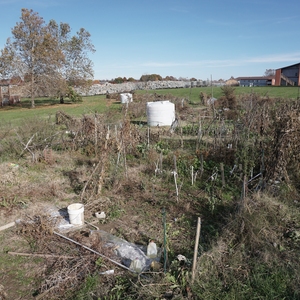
[104,125,110,150]
[81,160,101,201]
[115,124,118,143]
[0,222,15,232]
[173,171,179,202]
[159,152,163,172]
[200,154,204,179]
[94,114,97,157]
[162,208,167,273]
[147,127,150,149]
[53,231,134,272]
[196,116,202,151]
[192,217,201,284]
[173,155,177,174]
[154,159,160,177]
[180,127,183,149]
[8,252,75,259]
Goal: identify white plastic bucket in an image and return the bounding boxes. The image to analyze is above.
[67,203,84,225]
[120,93,133,103]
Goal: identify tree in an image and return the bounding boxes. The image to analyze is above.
[52,23,95,103]
[219,86,237,109]
[140,74,162,82]
[164,76,177,81]
[264,69,275,76]
[0,8,95,108]
[111,77,124,84]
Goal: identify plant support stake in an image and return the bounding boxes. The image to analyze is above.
[173,171,179,202]
[191,166,194,185]
[192,217,201,284]
[53,231,134,273]
[162,208,167,273]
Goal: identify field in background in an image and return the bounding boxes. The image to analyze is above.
[1,86,299,125]
[140,85,300,101]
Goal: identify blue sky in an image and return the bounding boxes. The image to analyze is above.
[0,0,300,81]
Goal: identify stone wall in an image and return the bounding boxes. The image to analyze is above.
[76,80,201,96]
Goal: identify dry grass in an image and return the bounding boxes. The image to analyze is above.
[0,92,300,299]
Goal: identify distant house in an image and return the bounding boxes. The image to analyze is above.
[0,78,22,106]
[225,77,239,86]
[235,76,274,87]
[274,62,300,86]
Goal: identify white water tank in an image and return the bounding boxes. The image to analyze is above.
[146,101,175,126]
[120,93,133,103]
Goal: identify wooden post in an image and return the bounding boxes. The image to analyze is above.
[192,217,201,284]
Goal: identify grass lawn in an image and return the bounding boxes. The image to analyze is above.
[0,95,111,125]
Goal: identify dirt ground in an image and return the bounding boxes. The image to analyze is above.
[0,155,196,299]
[0,100,209,299]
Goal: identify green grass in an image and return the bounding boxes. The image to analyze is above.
[0,95,111,125]
[136,86,300,103]
[1,86,299,126]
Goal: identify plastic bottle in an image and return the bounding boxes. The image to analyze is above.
[147,240,157,258]
[130,258,142,273]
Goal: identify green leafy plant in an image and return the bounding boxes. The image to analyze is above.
[154,141,169,155]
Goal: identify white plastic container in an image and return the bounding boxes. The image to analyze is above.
[95,211,106,219]
[147,241,157,258]
[130,258,142,273]
[120,93,133,104]
[67,203,84,225]
[146,100,175,126]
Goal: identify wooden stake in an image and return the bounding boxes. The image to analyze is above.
[173,155,177,174]
[8,252,75,259]
[94,114,98,157]
[147,127,150,148]
[220,163,225,187]
[200,154,204,179]
[191,166,194,185]
[180,127,183,149]
[159,152,163,172]
[192,217,201,284]
[0,222,15,232]
[173,171,179,202]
